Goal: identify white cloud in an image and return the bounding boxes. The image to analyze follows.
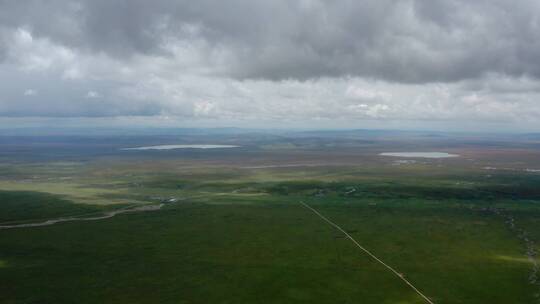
[85,90,100,98]
[23,89,36,96]
[345,86,392,101]
[8,29,76,74]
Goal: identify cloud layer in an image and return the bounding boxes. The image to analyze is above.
[1,0,540,130]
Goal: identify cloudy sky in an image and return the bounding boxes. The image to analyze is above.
[1,0,540,131]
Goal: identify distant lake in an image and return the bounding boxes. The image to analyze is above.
[379,152,459,158]
[121,144,239,150]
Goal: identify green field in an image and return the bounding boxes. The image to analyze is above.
[1,134,540,303]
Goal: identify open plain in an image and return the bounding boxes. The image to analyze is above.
[1,130,540,303]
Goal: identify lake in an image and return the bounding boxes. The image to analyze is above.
[122,144,239,150]
[379,152,459,158]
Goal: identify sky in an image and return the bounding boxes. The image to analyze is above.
[1,0,540,132]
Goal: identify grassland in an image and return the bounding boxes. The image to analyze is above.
[1,133,540,303]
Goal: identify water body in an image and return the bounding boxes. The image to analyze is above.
[0,204,164,229]
[241,164,324,169]
[380,152,459,158]
[122,144,239,150]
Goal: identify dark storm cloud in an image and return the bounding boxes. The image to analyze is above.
[1,0,540,83]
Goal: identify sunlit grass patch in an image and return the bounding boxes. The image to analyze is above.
[0,181,129,205]
[495,255,537,264]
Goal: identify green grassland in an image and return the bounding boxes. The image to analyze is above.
[0,191,123,223]
[1,141,540,303]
